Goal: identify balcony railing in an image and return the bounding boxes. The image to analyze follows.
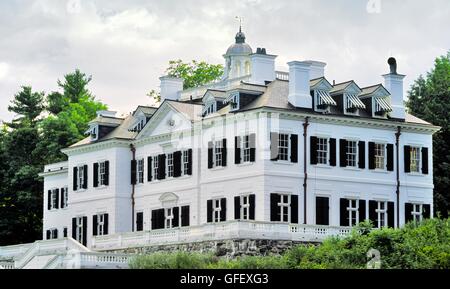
[92,220,352,251]
[275,71,289,81]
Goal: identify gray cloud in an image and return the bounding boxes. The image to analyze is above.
[0,0,449,121]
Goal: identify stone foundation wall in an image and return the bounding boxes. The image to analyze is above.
[104,239,317,258]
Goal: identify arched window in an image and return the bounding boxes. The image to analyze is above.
[234,60,241,77]
[245,61,251,75]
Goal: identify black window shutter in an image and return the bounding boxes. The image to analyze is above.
[290,134,298,163]
[368,142,375,170]
[82,216,87,246]
[249,194,255,220]
[358,141,365,169]
[158,209,165,229]
[404,146,411,173]
[359,200,366,223]
[73,167,78,191]
[63,227,67,238]
[181,206,190,227]
[340,199,348,226]
[47,190,51,210]
[387,144,394,171]
[173,207,179,228]
[387,202,394,228]
[60,188,65,208]
[405,203,413,224]
[157,154,166,180]
[423,204,431,219]
[104,214,109,235]
[136,212,143,231]
[234,196,240,220]
[173,151,182,177]
[104,161,109,186]
[270,132,279,161]
[329,138,336,166]
[310,136,318,165]
[291,195,299,224]
[222,139,227,167]
[340,139,347,167]
[54,229,58,239]
[421,147,429,175]
[235,136,242,164]
[220,198,227,222]
[72,218,77,239]
[207,200,213,223]
[147,156,152,182]
[93,163,99,187]
[83,165,88,189]
[93,215,98,236]
[369,201,377,226]
[46,230,51,240]
[151,210,157,230]
[208,141,214,169]
[130,160,137,185]
[55,189,59,209]
[316,197,329,226]
[249,133,256,162]
[270,194,281,222]
[187,149,193,175]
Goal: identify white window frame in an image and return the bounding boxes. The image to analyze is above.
[62,187,68,209]
[213,199,222,223]
[99,161,107,186]
[77,165,85,191]
[167,153,174,178]
[242,135,251,163]
[182,150,189,175]
[412,204,423,223]
[346,140,358,167]
[344,94,359,115]
[278,194,291,223]
[230,94,239,111]
[51,188,58,210]
[214,140,223,167]
[317,137,329,165]
[137,159,144,183]
[278,133,290,162]
[347,199,359,227]
[76,217,83,244]
[90,125,98,141]
[49,228,58,239]
[165,208,174,229]
[315,91,331,113]
[410,146,421,173]
[374,143,386,170]
[240,195,251,220]
[96,213,106,236]
[153,157,159,180]
[376,201,388,228]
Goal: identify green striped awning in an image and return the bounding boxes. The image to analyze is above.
[346,93,366,109]
[375,97,393,112]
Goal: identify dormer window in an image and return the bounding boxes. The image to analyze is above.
[344,93,366,115]
[373,97,392,118]
[314,90,336,112]
[86,125,98,141]
[203,101,217,116]
[230,93,240,111]
[131,118,146,133]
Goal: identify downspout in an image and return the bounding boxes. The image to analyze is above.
[303,117,310,225]
[130,144,136,232]
[395,126,401,228]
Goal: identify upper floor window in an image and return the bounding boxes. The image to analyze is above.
[409,147,421,173]
[214,140,223,167]
[78,165,85,189]
[137,159,144,184]
[73,165,88,191]
[51,189,58,210]
[374,143,386,170]
[317,138,328,165]
[278,134,290,161]
[182,150,190,175]
[242,135,252,163]
[61,187,68,209]
[153,157,159,179]
[208,139,227,169]
[346,140,358,167]
[167,153,174,178]
[94,161,109,187]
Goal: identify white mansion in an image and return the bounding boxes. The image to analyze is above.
[0,28,439,268]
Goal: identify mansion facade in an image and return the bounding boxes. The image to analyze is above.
[39,28,438,250]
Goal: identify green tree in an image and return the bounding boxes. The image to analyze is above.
[148,60,223,102]
[7,86,45,128]
[406,51,450,217]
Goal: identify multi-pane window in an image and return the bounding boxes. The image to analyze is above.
[410,147,421,173]
[48,228,58,239]
[347,199,359,227]
[153,157,159,180]
[51,189,58,210]
[182,150,189,175]
[278,134,289,161]
[317,138,328,165]
[165,208,174,229]
[213,199,222,223]
[167,153,174,178]
[346,141,358,167]
[376,201,388,228]
[240,195,250,220]
[214,140,223,167]
[97,214,106,236]
[243,135,251,163]
[78,165,85,190]
[137,159,144,183]
[412,204,423,223]
[375,143,386,170]
[76,217,83,244]
[61,187,68,208]
[99,161,107,186]
[230,94,239,111]
[278,194,291,223]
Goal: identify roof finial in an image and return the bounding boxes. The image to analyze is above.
[234,16,245,44]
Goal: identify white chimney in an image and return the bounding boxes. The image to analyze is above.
[249,48,277,85]
[382,58,406,119]
[159,76,184,102]
[305,60,326,80]
[288,61,312,108]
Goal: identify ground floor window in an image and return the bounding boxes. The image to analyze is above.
[278,194,291,223]
[76,217,83,243]
[376,201,388,228]
[412,204,423,223]
[347,199,359,226]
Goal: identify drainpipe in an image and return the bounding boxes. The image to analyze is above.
[130,144,136,232]
[395,126,401,228]
[303,117,310,225]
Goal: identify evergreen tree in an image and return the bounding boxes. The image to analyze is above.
[406,51,450,217]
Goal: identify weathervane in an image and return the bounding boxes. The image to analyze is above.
[235,16,243,32]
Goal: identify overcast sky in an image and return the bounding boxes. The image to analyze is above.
[0,0,449,121]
